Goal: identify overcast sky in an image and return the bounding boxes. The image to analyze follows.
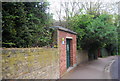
[47,0,120,20]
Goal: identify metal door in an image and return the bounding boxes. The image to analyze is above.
[66,39,71,68]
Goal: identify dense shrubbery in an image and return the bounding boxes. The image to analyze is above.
[2,2,53,48]
[2,2,119,55]
[68,14,118,53]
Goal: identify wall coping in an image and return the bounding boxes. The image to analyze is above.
[49,26,77,35]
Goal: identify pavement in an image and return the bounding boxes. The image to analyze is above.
[110,56,120,80]
[61,56,116,79]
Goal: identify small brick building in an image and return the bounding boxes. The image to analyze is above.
[49,26,77,77]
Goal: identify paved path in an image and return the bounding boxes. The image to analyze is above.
[61,56,115,79]
[110,56,120,80]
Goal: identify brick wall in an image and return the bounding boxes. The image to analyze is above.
[2,48,59,79]
[58,30,77,77]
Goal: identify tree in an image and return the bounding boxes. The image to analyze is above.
[55,1,84,27]
[68,14,117,52]
[2,2,53,47]
[118,1,120,55]
[54,1,118,28]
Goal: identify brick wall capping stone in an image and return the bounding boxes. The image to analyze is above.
[49,26,77,35]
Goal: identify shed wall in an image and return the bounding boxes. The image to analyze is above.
[58,30,77,77]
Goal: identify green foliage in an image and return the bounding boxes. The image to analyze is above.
[118,15,120,55]
[68,14,94,49]
[68,14,118,51]
[2,2,53,48]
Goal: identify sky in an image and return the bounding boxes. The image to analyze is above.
[47,0,120,20]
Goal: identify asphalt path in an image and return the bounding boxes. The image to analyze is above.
[62,56,115,79]
[110,56,120,80]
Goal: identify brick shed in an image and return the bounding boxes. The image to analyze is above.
[49,26,77,77]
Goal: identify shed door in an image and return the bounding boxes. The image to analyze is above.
[66,39,71,68]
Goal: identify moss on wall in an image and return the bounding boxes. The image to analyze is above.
[2,48,59,79]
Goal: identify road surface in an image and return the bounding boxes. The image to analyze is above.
[61,56,115,79]
[110,56,120,80]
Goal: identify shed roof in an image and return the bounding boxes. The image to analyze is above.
[49,26,77,35]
